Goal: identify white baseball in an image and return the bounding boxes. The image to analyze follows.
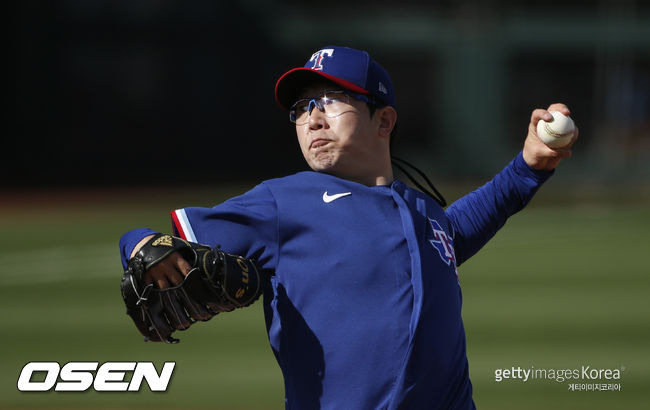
[536,111,575,148]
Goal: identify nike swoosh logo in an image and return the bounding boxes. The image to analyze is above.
[322,191,352,203]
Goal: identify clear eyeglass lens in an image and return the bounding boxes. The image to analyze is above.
[291,91,353,125]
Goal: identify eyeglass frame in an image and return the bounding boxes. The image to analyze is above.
[289,89,379,124]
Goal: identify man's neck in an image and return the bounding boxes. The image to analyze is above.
[316,154,394,186]
[329,168,394,187]
[371,174,394,186]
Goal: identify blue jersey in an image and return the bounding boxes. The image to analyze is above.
[120,152,551,409]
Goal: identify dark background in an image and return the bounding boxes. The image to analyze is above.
[7,0,650,188]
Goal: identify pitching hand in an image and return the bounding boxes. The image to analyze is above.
[522,103,578,171]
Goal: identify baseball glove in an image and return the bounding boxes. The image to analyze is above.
[120,233,263,343]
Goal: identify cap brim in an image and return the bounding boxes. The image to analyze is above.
[275,68,370,110]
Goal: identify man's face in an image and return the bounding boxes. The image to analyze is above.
[294,85,384,179]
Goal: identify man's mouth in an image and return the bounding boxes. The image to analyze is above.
[310,138,332,149]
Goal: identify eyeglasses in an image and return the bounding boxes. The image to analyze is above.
[289,90,373,125]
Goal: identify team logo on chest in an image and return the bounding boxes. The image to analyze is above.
[428,218,456,267]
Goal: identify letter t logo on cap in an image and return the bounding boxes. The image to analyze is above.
[309,48,334,71]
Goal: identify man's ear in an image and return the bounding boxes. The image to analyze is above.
[377,106,397,139]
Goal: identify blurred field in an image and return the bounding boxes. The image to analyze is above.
[0,184,648,409]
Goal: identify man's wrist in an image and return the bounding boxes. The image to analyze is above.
[119,228,158,269]
[514,151,554,183]
[130,235,156,259]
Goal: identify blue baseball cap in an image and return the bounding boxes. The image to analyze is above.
[275,46,395,110]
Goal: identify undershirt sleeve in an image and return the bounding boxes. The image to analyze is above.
[445,151,553,266]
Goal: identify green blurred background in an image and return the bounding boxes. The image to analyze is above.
[5,0,650,408]
[1,185,648,409]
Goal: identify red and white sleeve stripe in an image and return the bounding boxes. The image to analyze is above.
[171,209,198,242]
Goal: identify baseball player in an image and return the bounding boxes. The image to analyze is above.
[119,46,577,409]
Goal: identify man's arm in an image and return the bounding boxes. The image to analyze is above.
[446,103,578,265]
[119,182,279,290]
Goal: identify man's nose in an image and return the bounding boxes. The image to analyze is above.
[307,99,321,115]
[308,101,328,129]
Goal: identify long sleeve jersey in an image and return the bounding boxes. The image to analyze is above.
[119,152,552,409]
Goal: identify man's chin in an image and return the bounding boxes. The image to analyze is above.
[307,157,336,173]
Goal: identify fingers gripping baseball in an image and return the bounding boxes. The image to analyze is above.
[523,103,578,171]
